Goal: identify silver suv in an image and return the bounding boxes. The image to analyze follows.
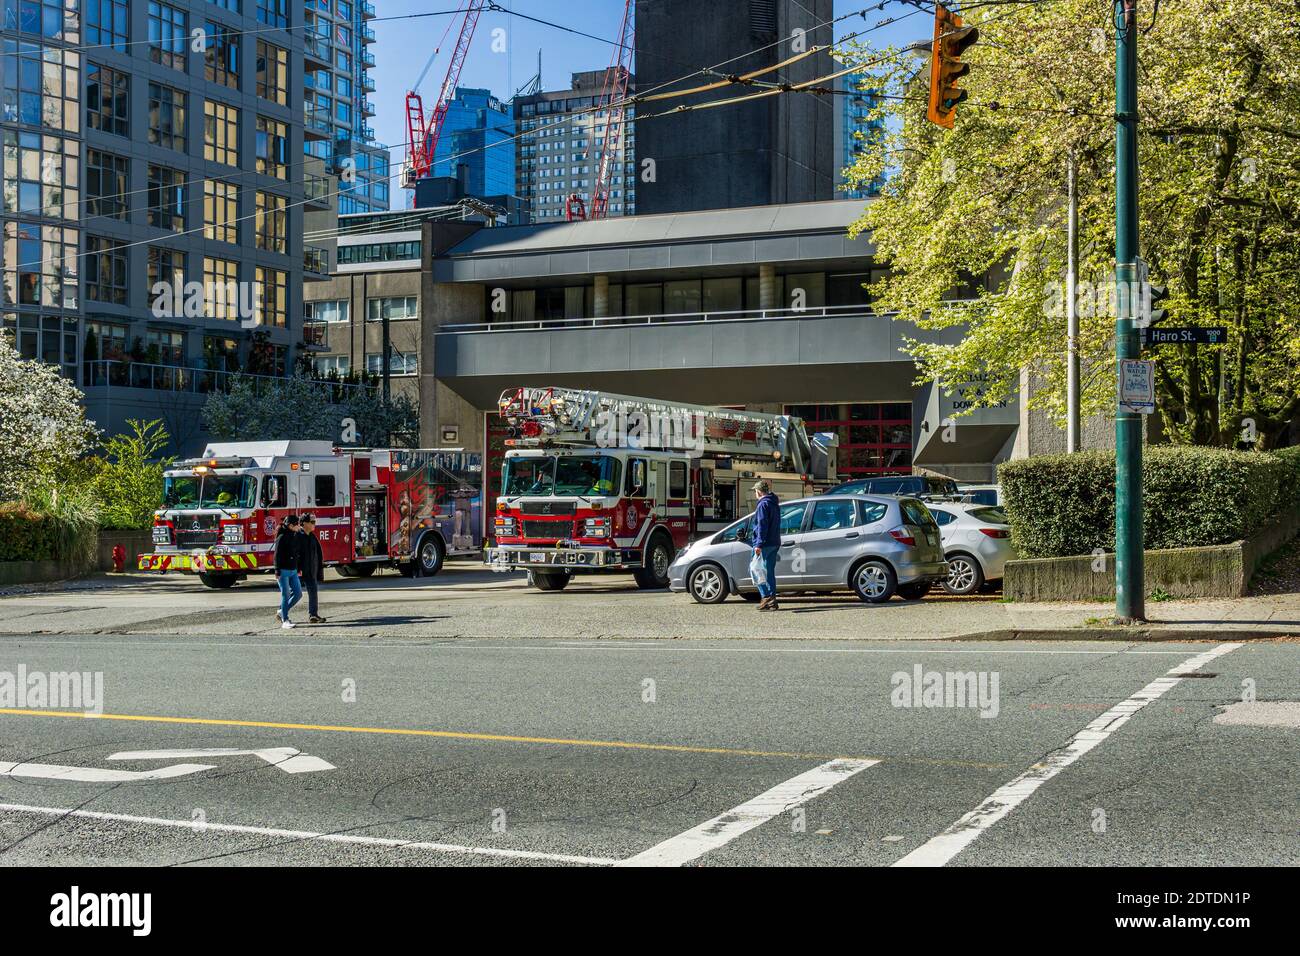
[669,495,948,604]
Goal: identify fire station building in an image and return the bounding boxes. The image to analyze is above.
[308,198,1106,501]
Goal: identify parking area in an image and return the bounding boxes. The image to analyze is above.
[0,634,1295,866]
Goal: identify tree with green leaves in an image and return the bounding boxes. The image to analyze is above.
[0,331,99,501]
[842,0,1300,448]
[88,419,174,529]
[201,374,419,448]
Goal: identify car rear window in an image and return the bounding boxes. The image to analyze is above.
[970,506,1008,524]
[900,499,935,528]
[858,502,888,524]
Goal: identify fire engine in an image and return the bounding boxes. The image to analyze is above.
[485,387,836,591]
[139,441,483,588]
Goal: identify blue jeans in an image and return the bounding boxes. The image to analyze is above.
[755,546,780,599]
[278,570,302,620]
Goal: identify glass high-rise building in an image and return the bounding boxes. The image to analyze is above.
[835,67,885,200]
[303,0,389,214]
[1,0,314,454]
[429,87,515,199]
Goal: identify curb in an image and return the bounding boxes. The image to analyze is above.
[952,628,1295,642]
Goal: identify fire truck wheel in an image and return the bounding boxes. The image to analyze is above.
[634,535,674,590]
[415,534,444,577]
[531,569,570,591]
[686,563,728,604]
[198,572,238,589]
[339,563,377,578]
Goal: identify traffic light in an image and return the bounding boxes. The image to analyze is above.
[928,4,979,129]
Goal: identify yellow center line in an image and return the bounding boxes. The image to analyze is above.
[0,708,1008,769]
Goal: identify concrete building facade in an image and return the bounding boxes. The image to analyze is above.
[633,0,836,214]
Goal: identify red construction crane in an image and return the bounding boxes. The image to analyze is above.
[403,0,489,188]
[567,0,634,221]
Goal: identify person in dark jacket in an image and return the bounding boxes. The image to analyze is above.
[750,480,782,610]
[298,514,327,624]
[274,514,302,628]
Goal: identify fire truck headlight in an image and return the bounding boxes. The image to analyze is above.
[152,525,171,545]
[584,517,611,537]
[495,516,517,536]
[221,524,245,544]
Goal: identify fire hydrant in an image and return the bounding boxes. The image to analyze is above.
[111,544,125,573]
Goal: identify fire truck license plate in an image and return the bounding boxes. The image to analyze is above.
[529,553,547,563]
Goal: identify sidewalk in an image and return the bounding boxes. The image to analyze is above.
[0,567,1295,641]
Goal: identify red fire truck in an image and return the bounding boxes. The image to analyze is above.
[139,441,483,588]
[485,387,836,591]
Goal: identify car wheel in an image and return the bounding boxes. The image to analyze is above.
[633,535,674,589]
[687,563,728,604]
[198,572,237,589]
[532,569,570,591]
[898,581,931,601]
[851,559,896,604]
[942,553,984,595]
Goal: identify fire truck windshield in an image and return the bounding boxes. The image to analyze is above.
[502,455,621,497]
[163,473,257,510]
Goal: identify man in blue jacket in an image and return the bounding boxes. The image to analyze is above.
[751,480,782,610]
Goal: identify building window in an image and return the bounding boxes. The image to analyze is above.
[254,267,286,327]
[254,191,287,253]
[204,256,238,321]
[313,355,350,376]
[146,329,185,366]
[146,165,186,232]
[86,63,129,137]
[337,241,420,266]
[366,352,417,376]
[256,0,287,28]
[306,300,349,324]
[2,42,78,129]
[366,296,419,322]
[85,0,128,52]
[203,101,239,166]
[85,320,129,362]
[204,20,240,89]
[786,402,914,476]
[255,40,288,105]
[3,220,78,311]
[203,179,238,244]
[148,2,188,71]
[147,247,185,304]
[255,116,287,179]
[148,83,187,152]
[85,150,129,221]
[85,236,128,304]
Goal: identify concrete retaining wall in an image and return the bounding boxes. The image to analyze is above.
[1005,504,1300,602]
[0,528,154,587]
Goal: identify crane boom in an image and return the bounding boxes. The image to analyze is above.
[567,0,634,220]
[403,0,488,187]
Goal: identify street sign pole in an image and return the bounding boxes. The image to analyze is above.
[1114,0,1144,622]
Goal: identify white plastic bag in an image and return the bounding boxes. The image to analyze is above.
[749,550,768,589]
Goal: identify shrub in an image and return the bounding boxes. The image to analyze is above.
[2,483,100,564]
[999,446,1292,558]
[90,418,172,530]
[0,503,56,562]
[1273,445,1300,510]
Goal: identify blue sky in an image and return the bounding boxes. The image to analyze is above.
[369,0,928,169]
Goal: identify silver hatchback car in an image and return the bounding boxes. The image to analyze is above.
[669,494,949,604]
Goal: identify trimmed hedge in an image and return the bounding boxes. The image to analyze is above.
[0,503,60,562]
[999,447,1295,559]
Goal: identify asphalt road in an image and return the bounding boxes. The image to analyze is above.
[0,630,1295,866]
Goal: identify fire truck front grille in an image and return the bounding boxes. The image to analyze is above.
[175,530,220,549]
[521,519,574,541]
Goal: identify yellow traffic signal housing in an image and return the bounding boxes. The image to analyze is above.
[928,5,980,129]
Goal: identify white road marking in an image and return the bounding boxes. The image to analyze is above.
[619,757,879,867]
[893,642,1244,868]
[0,760,215,783]
[0,802,619,865]
[108,747,336,774]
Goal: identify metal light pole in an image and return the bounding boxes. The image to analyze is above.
[1066,150,1080,453]
[1114,0,1145,622]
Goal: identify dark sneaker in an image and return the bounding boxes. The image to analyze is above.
[309,615,326,624]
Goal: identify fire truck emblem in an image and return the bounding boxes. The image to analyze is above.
[264,516,277,535]
[626,504,638,529]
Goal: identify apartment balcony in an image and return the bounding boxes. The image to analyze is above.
[361,73,375,93]
[304,245,331,280]
[303,103,331,141]
[362,50,376,68]
[361,25,376,43]
[304,172,331,208]
[82,360,373,403]
[358,123,375,141]
[361,1,376,18]
[304,29,331,67]
[359,98,375,116]
[303,321,329,351]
